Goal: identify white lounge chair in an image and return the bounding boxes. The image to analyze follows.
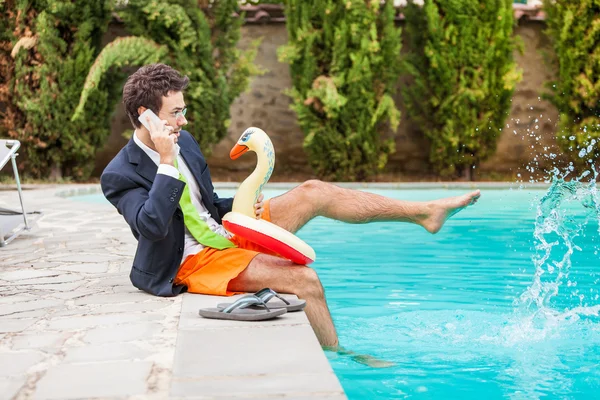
[0,139,42,247]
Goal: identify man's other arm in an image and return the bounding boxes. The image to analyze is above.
[212,191,233,220]
[101,172,185,241]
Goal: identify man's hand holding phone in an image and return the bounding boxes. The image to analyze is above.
[138,109,179,165]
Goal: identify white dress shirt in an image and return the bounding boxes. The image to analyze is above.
[133,132,232,263]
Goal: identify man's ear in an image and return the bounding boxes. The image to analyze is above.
[137,106,147,116]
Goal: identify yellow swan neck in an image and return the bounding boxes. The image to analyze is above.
[231,131,275,218]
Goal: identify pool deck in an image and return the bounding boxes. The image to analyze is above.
[0,184,346,400]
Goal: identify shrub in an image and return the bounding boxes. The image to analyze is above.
[0,0,259,180]
[278,0,402,181]
[1,0,113,179]
[403,0,520,179]
[75,0,262,153]
[544,0,600,165]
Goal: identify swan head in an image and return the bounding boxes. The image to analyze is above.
[230,127,269,159]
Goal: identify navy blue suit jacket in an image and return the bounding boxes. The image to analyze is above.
[101,130,233,296]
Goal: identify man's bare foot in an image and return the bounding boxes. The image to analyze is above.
[324,345,395,368]
[350,353,396,368]
[420,190,481,234]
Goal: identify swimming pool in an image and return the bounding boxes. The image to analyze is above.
[75,184,600,399]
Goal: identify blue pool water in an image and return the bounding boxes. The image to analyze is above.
[75,184,600,399]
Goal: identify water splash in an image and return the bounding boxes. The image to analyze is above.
[515,166,600,334]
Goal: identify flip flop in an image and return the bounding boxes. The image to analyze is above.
[199,294,287,321]
[217,288,306,312]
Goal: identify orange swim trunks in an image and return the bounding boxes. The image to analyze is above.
[174,200,279,296]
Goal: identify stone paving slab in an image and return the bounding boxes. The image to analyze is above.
[0,377,27,400]
[174,325,332,377]
[172,293,344,399]
[33,361,153,400]
[0,352,44,377]
[0,319,36,334]
[83,322,164,345]
[170,374,344,399]
[0,184,346,399]
[0,186,184,400]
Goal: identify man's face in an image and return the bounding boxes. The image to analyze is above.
[157,91,188,135]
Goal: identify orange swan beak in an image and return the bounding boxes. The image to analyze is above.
[230,143,249,160]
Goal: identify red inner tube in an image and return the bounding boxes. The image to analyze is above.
[223,220,314,265]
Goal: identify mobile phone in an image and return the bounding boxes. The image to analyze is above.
[138,109,180,155]
[138,109,164,131]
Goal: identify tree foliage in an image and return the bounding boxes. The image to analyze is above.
[279,0,402,181]
[544,0,600,165]
[1,0,259,180]
[403,0,520,179]
[73,37,168,119]
[81,0,262,152]
[1,0,114,179]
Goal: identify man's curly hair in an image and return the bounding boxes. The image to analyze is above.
[123,63,189,129]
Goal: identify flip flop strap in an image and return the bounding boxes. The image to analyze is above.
[254,288,272,298]
[255,288,291,305]
[221,295,271,314]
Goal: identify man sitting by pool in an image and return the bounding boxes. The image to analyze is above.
[101,63,481,348]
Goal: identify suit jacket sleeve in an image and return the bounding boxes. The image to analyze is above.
[212,191,233,219]
[101,171,185,242]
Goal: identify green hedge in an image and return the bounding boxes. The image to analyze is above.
[403,0,520,179]
[1,0,258,180]
[544,0,600,166]
[278,0,402,181]
[105,0,262,152]
[1,0,114,180]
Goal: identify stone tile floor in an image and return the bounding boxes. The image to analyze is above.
[0,185,345,400]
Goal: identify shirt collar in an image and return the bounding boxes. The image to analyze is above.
[133,130,160,167]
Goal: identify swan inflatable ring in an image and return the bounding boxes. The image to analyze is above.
[222,127,316,265]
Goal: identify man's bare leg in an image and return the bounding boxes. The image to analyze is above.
[228,254,339,347]
[268,180,481,234]
[229,258,393,367]
[258,180,480,361]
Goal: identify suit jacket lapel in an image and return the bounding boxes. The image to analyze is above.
[126,139,157,183]
[126,133,209,199]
